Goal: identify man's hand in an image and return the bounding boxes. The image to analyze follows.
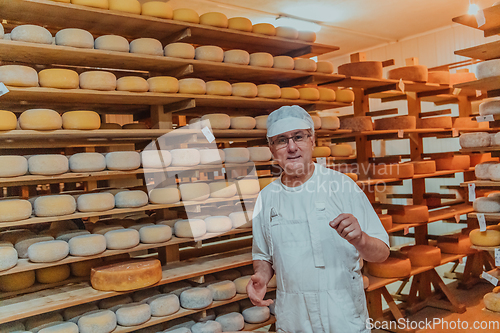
[247,273,274,307]
[329,213,363,245]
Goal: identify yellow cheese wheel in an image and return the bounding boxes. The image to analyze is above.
[257,84,281,99]
[377,214,392,230]
[39,68,79,89]
[469,229,500,247]
[164,42,195,59]
[108,0,141,14]
[255,115,268,129]
[366,257,411,278]
[195,45,224,62]
[400,245,441,267]
[173,8,199,24]
[141,1,172,19]
[417,116,453,129]
[249,52,273,68]
[201,114,230,129]
[338,61,383,79]
[0,199,32,222]
[252,23,276,36]
[388,205,429,223]
[36,264,71,284]
[273,56,294,70]
[276,26,298,39]
[0,65,38,87]
[330,143,353,157]
[294,58,317,72]
[0,110,17,130]
[435,155,470,171]
[94,35,129,52]
[297,31,316,42]
[130,38,163,56]
[223,50,250,65]
[336,89,355,103]
[312,146,331,158]
[298,87,320,101]
[320,116,340,129]
[71,0,108,9]
[206,80,232,96]
[228,17,252,32]
[147,76,179,93]
[62,111,100,130]
[232,82,258,97]
[199,12,228,28]
[311,116,321,129]
[91,259,162,291]
[55,28,94,49]
[178,78,206,94]
[80,71,116,91]
[316,61,334,74]
[280,87,300,99]
[116,76,149,92]
[11,24,52,44]
[19,109,62,130]
[428,71,451,85]
[0,270,35,291]
[387,65,428,82]
[230,116,256,129]
[318,88,336,101]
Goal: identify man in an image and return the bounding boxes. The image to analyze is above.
[247,105,390,332]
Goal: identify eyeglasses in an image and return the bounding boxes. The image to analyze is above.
[271,132,312,150]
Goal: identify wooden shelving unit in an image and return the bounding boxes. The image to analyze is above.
[452,4,500,37]
[454,40,500,61]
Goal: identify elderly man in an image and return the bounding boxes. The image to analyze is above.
[247,105,390,332]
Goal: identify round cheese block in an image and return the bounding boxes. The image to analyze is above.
[255,115,268,129]
[417,116,453,129]
[92,225,123,235]
[388,205,428,223]
[38,322,79,333]
[147,294,180,316]
[173,8,199,24]
[0,155,28,177]
[180,287,213,309]
[142,1,173,19]
[408,160,436,174]
[336,89,355,103]
[273,56,294,70]
[400,245,441,267]
[437,234,476,254]
[313,146,331,158]
[104,229,140,250]
[55,28,93,49]
[234,275,251,294]
[231,116,256,129]
[115,190,148,208]
[179,182,210,201]
[115,303,151,327]
[99,123,121,129]
[94,35,129,52]
[2,33,9,40]
[330,143,353,157]
[70,258,103,277]
[494,133,500,146]
[36,264,71,284]
[474,197,500,213]
[298,87,320,101]
[178,78,206,94]
[129,38,163,56]
[257,84,281,99]
[191,320,222,333]
[215,302,240,316]
[294,58,317,72]
[28,240,69,262]
[276,26,298,39]
[77,310,117,333]
[80,71,117,91]
[56,230,91,242]
[316,61,334,74]
[62,111,101,130]
[377,214,392,231]
[171,148,201,166]
[311,115,321,129]
[0,110,17,131]
[318,88,336,102]
[34,195,76,216]
[0,200,32,222]
[232,82,258,97]
[435,155,470,171]
[236,178,260,195]
[195,45,224,62]
[11,24,52,44]
[199,149,225,164]
[207,280,236,301]
[367,257,411,278]
[281,87,300,99]
[164,42,195,59]
[248,147,272,161]
[206,80,232,96]
[223,49,250,65]
[228,17,253,31]
[209,181,237,198]
[116,76,149,92]
[162,280,191,294]
[15,235,54,258]
[476,162,497,179]
[470,229,500,246]
[297,31,316,42]
[106,151,141,170]
[320,116,340,129]
[19,109,62,130]
[338,61,383,79]
[479,99,500,116]
[252,23,276,36]
[141,150,172,169]
[69,234,106,256]
[174,219,206,238]
[374,115,416,130]
[77,192,115,212]
[69,153,106,172]
[0,270,35,291]
[388,65,428,82]
[38,68,79,89]
[147,76,179,93]
[459,132,491,148]
[224,148,250,163]
[201,113,230,129]
[249,52,273,68]
[108,0,141,14]
[484,292,500,312]
[205,216,232,233]
[200,12,228,28]
[242,306,270,324]
[477,59,500,79]
[139,225,172,243]
[428,71,451,85]
[0,246,17,271]
[216,312,244,331]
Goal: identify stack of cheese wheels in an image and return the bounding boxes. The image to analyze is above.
[141,1,173,19]
[475,161,498,179]
[388,205,429,223]
[232,82,258,97]
[477,59,500,79]
[106,151,141,170]
[336,89,355,103]
[179,182,210,201]
[484,287,500,312]
[479,99,500,116]
[370,163,414,179]
[459,132,491,148]
[437,233,476,254]
[338,61,383,79]
[80,71,117,91]
[469,229,500,247]
[387,65,428,82]
[173,8,200,23]
[224,148,250,163]
[39,68,79,89]
[201,113,230,129]
[228,17,253,32]
[377,214,392,230]
[19,109,62,130]
[330,144,353,157]
[474,196,500,213]
[252,23,276,36]
[366,257,411,278]
[312,146,331,158]
[195,45,224,62]
[148,76,179,93]
[200,12,228,28]
[427,71,451,85]
[0,110,17,131]
[281,87,300,99]
[230,116,256,129]
[407,160,436,174]
[11,24,52,44]
[62,111,101,130]
[95,35,130,52]
[417,116,453,129]
[249,52,273,68]
[374,115,416,130]
[320,116,340,129]
[55,28,94,48]
[91,259,162,291]
[164,42,195,59]
[0,200,32,222]
[399,245,441,267]
[170,148,200,166]
[223,49,250,65]
[340,116,373,132]
[130,38,163,56]
[435,155,470,171]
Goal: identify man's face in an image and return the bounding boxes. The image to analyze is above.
[269,129,315,177]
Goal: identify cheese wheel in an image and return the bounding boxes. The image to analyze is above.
[330,144,353,157]
[484,292,500,312]
[195,45,224,62]
[470,229,500,246]
[77,192,115,212]
[476,162,497,179]
[164,43,195,59]
[99,123,121,129]
[179,182,210,201]
[28,154,68,175]
[11,25,52,44]
[400,245,441,267]
[370,163,414,179]
[249,52,273,68]
[234,275,251,294]
[36,264,71,284]
[0,65,39,87]
[38,68,79,89]
[147,76,179,93]
[199,12,228,28]
[318,88,336,102]
[34,195,76,217]
[69,234,106,256]
[173,8,200,23]
[55,28,93,49]
[106,151,141,170]
[116,76,149,92]
[80,71,116,91]
[474,197,500,213]
[62,110,101,130]
[205,216,232,233]
[0,270,35,291]
[428,71,451,85]
[320,116,340,129]
[388,205,429,223]
[0,23,4,39]
[77,310,117,333]
[0,199,32,222]
[408,160,436,174]
[147,294,180,316]
[70,258,103,277]
[276,26,298,39]
[129,38,163,56]
[38,322,78,333]
[56,230,90,242]
[479,99,500,116]
[141,150,172,169]
[199,149,225,164]
[437,234,475,254]
[139,225,172,243]
[180,287,213,309]
[0,155,28,177]
[297,31,316,42]
[388,65,428,82]
[336,89,355,103]
[92,225,123,235]
[338,62,383,79]
[91,259,162,291]
[257,84,281,99]
[0,110,17,131]
[255,115,268,129]
[142,1,173,19]
[252,23,276,36]
[64,303,99,321]
[281,87,300,99]
[242,306,270,324]
[459,132,491,148]
[248,147,272,161]
[417,116,453,129]
[224,148,250,163]
[272,56,294,70]
[28,240,69,262]
[223,49,250,65]
[115,303,151,327]
[209,181,237,198]
[0,229,34,243]
[69,153,105,172]
[493,132,500,146]
[191,321,222,333]
[367,257,411,278]
[236,178,260,195]
[311,115,321,129]
[0,246,17,271]
[232,82,258,97]
[435,155,470,171]
[171,148,201,166]
[94,35,129,52]
[104,228,140,250]
[174,219,206,238]
[294,58,317,72]
[316,61,334,74]
[374,115,416,130]
[378,214,392,231]
[216,312,244,331]
[71,0,108,8]
[477,59,500,79]
[207,280,236,301]
[298,87,320,101]
[312,146,331,158]
[114,190,148,208]
[108,0,140,14]
[231,116,256,129]
[178,78,206,94]
[20,109,62,130]
[201,113,230,129]
[228,17,252,31]
[206,80,232,96]
[15,235,54,258]
[489,163,500,181]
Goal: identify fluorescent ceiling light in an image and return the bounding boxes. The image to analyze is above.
[468,3,480,14]
[275,16,322,32]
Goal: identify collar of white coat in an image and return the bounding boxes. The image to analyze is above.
[279,163,318,192]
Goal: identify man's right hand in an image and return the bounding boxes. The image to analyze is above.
[247,273,274,306]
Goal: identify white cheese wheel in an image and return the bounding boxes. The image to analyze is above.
[249,52,273,67]
[105,229,140,250]
[115,303,151,326]
[216,312,244,331]
[0,200,32,222]
[273,56,294,70]
[229,211,252,228]
[255,115,268,129]
[141,150,172,169]
[338,61,383,79]
[173,8,200,23]
[242,306,270,324]
[11,25,52,44]
[62,111,101,130]
[479,99,500,116]
[236,178,260,195]
[199,149,225,164]
[330,144,353,157]
[477,59,500,79]
[147,76,179,93]
[388,65,428,82]
[257,84,281,99]
[408,160,436,174]
[206,80,232,96]
[224,148,250,163]
[200,12,228,28]
[474,197,500,213]
[476,162,497,179]
[400,245,441,267]
[34,195,76,216]
[280,87,300,99]
[180,287,213,309]
[374,115,416,130]
[0,246,17,271]
[276,26,298,39]
[367,257,411,278]
[494,133,500,146]
[318,88,336,102]
[15,235,54,258]
[64,303,99,321]
[248,147,272,161]
[148,187,180,204]
[252,23,276,36]
[209,181,237,198]
[311,116,321,129]
[388,205,429,223]
[19,109,62,130]
[38,322,78,333]
[294,58,317,72]
[116,76,149,92]
[417,116,453,129]
[2,33,8,40]
[139,225,172,243]
[28,240,69,263]
[106,151,141,170]
[320,116,340,129]
[207,280,236,301]
[164,43,195,59]
[435,155,470,171]
[108,0,141,14]
[36,264,71,284]
[174,219,206,238]
[231,82,258,97]
[460,132,491,148]
[0,65,38,87]
[178,78,206,94]
[77,310,117,333]
[195,46,224,62]
[0,270,35,291]
[0,110,17,131]
[234,275,251,294]
[142,1,173,19]
[298,31,316,42]
[77,192,115,212]
[69,153,106,172]
[316,61,334,74]
[470,229,500,246]
[191,320,222,333]
[80,71,117,91]
[228,17,253,31]
[115,190,148,208]
[147,294,180,316]
[201,113,230,129]
[205,216,232,233]
[171,148,201,166]
[336,89,355,103]
[179,182,210,201]
[298,87,320,101]
[69,234,106,256]
[231,116,256,129]
[129,38,163,56]
[0,155,28,177]
[94,35,129,52]
[223,50,250,65]
[313,146,331,158]
[55,28,93,48]
[38,68,79,89]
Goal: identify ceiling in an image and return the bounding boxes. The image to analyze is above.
[165,0,495,57]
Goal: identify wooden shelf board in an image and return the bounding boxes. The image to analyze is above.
[452,5,500,37]
[471,245,500,251]
[460,145,500,154]
[386,223,423,234]
[469,212,500,221]
[455,40,500,60]
[0,0,338,58]
[331,128,458,142]
[354,169,474,188]
[461,180,500,187]
[429,203,474,222]
[454,77,500,92]
[323,76,450,94]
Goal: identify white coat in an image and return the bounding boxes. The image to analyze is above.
[252,164,389,333]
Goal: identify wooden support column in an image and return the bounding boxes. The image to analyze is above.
[151,105,173,129]
[353,88,373,180]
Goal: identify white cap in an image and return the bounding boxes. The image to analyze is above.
[266,105,314,138]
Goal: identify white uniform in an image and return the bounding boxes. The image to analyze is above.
[252,163,389,333]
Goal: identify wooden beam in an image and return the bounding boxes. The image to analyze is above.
[280,75,314,88]
[163,28,192,44]
[364,83,398,95]
[284,46,312,58]
[164,99,196,113]
[366,108,399,118]
[418,109,452,118]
